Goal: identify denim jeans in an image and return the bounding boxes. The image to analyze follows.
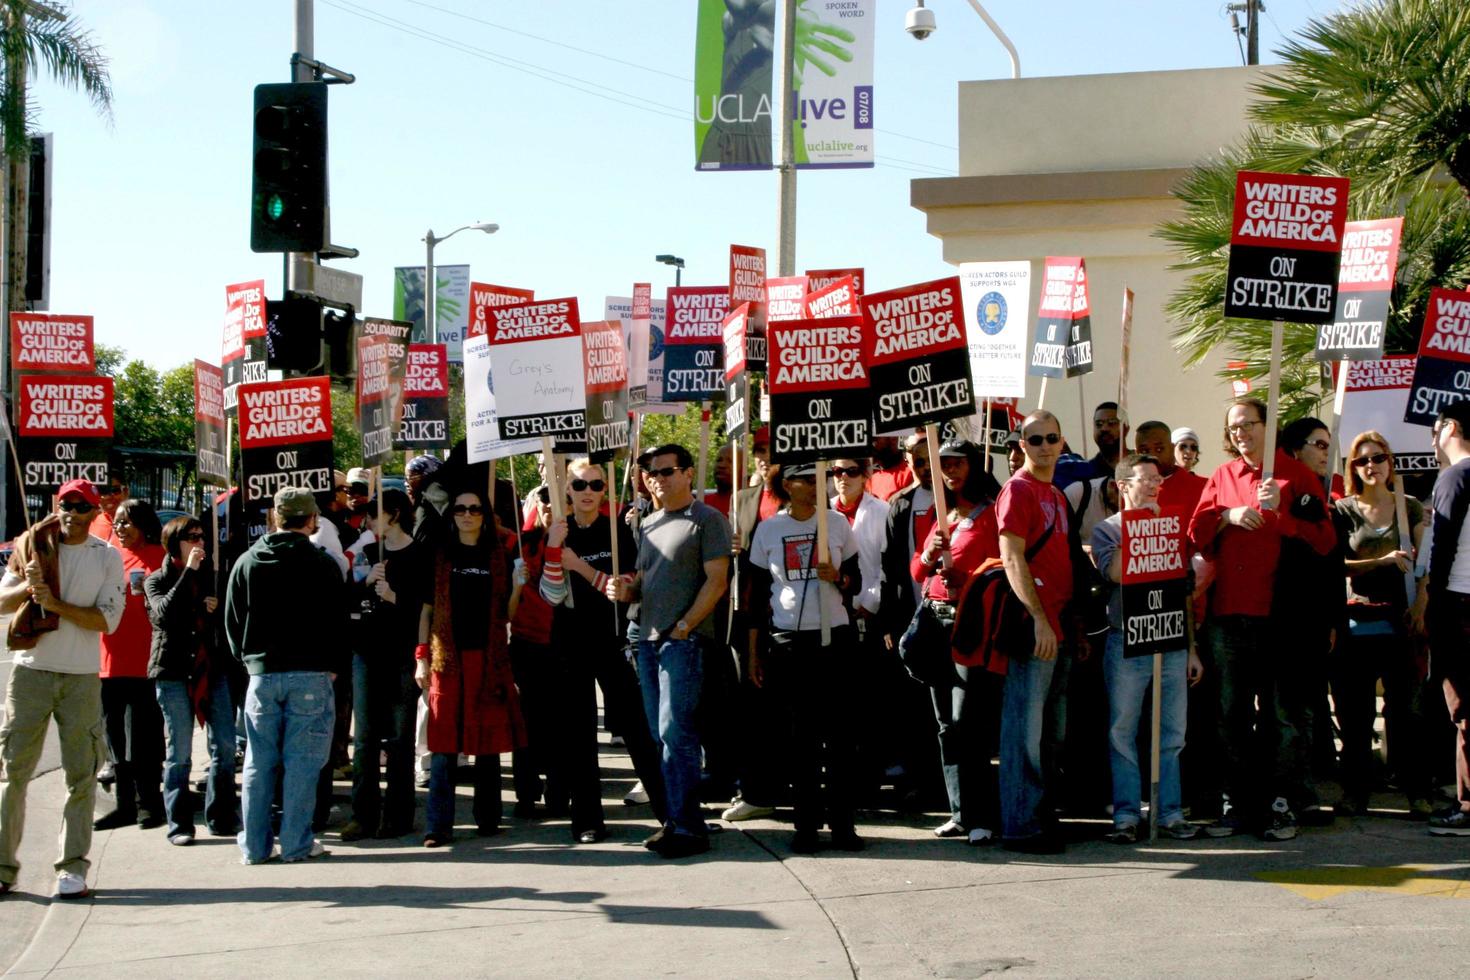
[1210,615,1290,821]
[426,752,500,836]
[239,672,334,862]
[931,663,1003,832]
[636,635,706,838]
[1103,631,1187,827]
[350,653,418,832]
[999,651,1068,839]
[156,673,238,838]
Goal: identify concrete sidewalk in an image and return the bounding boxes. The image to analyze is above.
[5,727,1470,978]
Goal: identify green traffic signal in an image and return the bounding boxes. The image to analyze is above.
[266,193,285,222]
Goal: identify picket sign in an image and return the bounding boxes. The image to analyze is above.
[1118,287,1135,416]
[923,422,951,571]
[697,402,711,502]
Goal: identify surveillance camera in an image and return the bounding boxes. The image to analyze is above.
[905,6,936,40]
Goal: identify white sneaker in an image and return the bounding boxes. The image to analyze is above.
[168,833,195,847]
[414,770,430,788]
[722,800,775,822]
[54,871,89,899]
[967,828,994,845]
[282,840,328,863]
[623,781,649,806]
[933,819,967,838]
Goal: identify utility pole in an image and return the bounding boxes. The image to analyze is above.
[1,2,32,539]
[775,0,798,276]
[1246,0,1260,65]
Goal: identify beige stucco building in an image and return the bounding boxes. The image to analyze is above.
[911,65,1272,469]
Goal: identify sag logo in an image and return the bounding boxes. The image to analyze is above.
[649,324,666,361]
[977,292,1008,335]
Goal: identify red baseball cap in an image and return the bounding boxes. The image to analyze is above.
[56,478,101,509]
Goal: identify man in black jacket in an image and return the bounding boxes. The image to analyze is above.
[226,486,349,865]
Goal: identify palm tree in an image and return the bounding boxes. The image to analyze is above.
[0,0,112,319]
[1159,0,1470,422]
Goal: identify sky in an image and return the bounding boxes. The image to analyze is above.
[31,0,1339,371]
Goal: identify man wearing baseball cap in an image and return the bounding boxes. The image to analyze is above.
[225,486,349,864]
[0,478,126,899]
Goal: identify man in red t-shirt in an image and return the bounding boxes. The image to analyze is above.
[996,410,1074,853]
[867,436,914,502]
[1189,397,1335,842]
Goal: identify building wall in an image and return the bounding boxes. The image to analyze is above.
[912,66,1275,470]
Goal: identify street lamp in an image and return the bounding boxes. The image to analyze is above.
[904,0,1021,79]
[424,221,499,344]
[655,253,685,287]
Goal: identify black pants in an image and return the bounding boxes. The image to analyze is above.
[931,662,1003,831]
[697,634,741,800]
[1334,628,1434,804]
[765,626,860,835]
[350,652,419,831]
[544,634,668,834]
[101,675,165,816]
[510,637,559,807]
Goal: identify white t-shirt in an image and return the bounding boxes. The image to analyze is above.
[3,534,125,675]
[748,510,855,632]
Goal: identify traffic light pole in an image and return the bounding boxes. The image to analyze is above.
[286,0,313,302]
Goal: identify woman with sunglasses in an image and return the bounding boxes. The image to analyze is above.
[94,499,168,833]
[908,440,1004,845]
[146,515,237,844]
[1172,428,1201,474]
[415,488,526,847]
[1334,431,1434,817]
[540,458,668,843]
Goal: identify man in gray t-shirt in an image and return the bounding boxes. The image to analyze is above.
[611,444,730,856]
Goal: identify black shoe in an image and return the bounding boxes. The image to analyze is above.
[655,833,711,859]
[137,810,165,830]
[643,827,668,850]
[207,823,241,838]
[513,801,539,820]
[1002,833,1065,855]
[1428,809,1470,836]
[93,809,137,831]
[376,821,412,839]
[476,825,502,837]
[1335,796,1368,818]
[576,828,609,844]
[830,830,866,852]
[791,830,820,854]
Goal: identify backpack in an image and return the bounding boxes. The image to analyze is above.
[949,522,1055,672]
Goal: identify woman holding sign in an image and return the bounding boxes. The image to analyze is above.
[415,488,526,847]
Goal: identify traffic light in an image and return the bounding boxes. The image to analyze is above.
[251,82,328,253]
[265,294,324,375]
[323,307,357,382]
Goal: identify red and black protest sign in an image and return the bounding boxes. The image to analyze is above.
[1404,287,1470,426]
[583,318,630,460]
[357,335,396,467]
[10,313,94,374]
[17,374,113,495]
[395,343,450,449]
[193,360,229,486]
[804,276,859,319]
[1316,217,1402,361]
[723,303,750,438]
[485,297,587,439]
[765,275,807,324]
[1029,256,1093,379]
[807,267,864,297]
[468,282,535,338]
[861,276,974,433]
[1225,171,1349,324]
[768,313,871,462]
[629,282,653,408]
[1120,506,1190,657]
[663,286,728,401]
[238,376,334,504]
[222,279,268,416]
[730,245,767,371]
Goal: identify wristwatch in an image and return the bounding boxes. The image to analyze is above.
[676,619,691,635]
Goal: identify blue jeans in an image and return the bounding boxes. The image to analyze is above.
[238,672,334,862]
[999,651,1067,839]
[156,673,238,838]
[636,636,706,838]
[1103,631,1187,827]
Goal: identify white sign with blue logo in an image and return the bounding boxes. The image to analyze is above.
[960,260,1030,399]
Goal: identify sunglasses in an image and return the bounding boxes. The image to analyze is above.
[450,504,483,516]
[59,500,95,513]
[96,484,124,496]
[1025,433,1062,447]
[644,466,683,479]
[183,530,206,542]
[1351,452,1391,468]
[569,479,606,492]
[829,465,864,478]
[1303,439,1331,452]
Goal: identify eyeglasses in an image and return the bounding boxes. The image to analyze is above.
[1351,452,1391,468]
[450,504,483,516]
[1125,475,1165,486]
[569,479,606,492]
[1226,420,1264,434]
[829,465,865,478]
[182,530,206,542]
[96,484,123,496]
[59,500,95,513]
[1025,432,1062,447]
[644,466,683,479]
[1304,439,1331,452]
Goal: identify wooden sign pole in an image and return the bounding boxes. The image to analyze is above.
[1260,320,1285,496]
[815,457,831,647]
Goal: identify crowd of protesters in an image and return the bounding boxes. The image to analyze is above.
[5,394,1470,897]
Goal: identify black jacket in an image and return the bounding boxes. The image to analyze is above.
[225,530,349,676]
[144,562,211,681]
[880,482,925,643]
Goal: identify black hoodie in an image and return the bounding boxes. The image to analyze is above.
[225,530,349,676]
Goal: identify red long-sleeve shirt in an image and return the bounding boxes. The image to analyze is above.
[1189,449,1336,618]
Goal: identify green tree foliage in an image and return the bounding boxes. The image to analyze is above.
[1160,0,1470,422]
